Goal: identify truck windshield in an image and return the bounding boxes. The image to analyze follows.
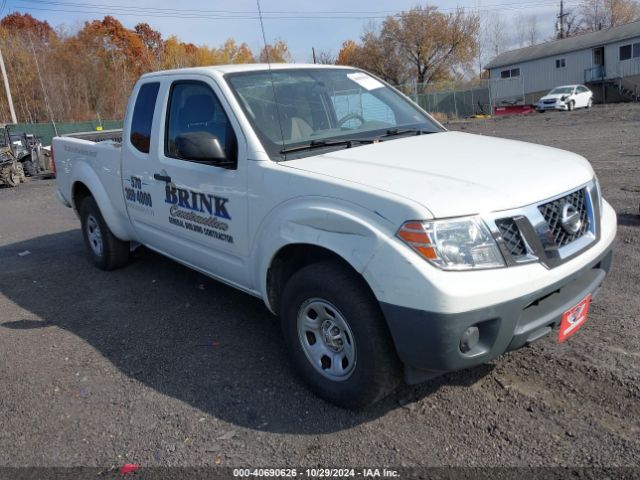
[225,68,443,160]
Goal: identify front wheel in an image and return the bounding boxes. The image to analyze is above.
[79,197,130,270]
[0,164,21,187]
[280,261,401,409]
[568,100,575,111]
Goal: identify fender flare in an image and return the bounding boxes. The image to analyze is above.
[251,196,395,311]
[70,162,134,241]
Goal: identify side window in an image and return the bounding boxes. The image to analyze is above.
[634,42,640,58]
[620,44,632,61]
[165,81,237,164]
[130,82,160,154]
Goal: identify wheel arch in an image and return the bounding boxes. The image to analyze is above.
[266,243,380,316]
[252,198,395,315]
[70,168,134,241]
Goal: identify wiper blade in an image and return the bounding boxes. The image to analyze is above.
[382,128,433,138]
[280,138,377,155]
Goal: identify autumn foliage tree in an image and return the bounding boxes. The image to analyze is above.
[0,13,285,123]
[337,6,479,88]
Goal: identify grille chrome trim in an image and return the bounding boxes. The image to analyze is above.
[484,179,600,269]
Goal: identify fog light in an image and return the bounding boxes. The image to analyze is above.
[460,326,480,353]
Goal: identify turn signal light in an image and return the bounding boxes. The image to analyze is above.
[397,222,438,260]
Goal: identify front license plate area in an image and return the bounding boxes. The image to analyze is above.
[558,294,592,342]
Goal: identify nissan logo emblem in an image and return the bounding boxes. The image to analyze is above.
[561,202,582,234]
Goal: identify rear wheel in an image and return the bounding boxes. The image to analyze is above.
[280,261,401,409]
[587,98,593,108]
[80,196,130,270]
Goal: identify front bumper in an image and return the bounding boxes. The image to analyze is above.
[380,247,613,383]
[537,103,568,111]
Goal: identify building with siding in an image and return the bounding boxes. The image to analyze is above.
[485,20,640,105]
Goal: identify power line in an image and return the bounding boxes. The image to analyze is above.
[14,0,577,19]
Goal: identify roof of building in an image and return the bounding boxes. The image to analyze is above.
[485,20,640,69]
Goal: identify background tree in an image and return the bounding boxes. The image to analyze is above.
[578,0,640,31]
[0,12,280,123]
[336,6,479,87]
[259,40,291,63]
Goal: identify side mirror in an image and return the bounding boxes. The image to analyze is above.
[175,132,234,168]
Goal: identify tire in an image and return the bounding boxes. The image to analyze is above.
[79,196,130,270]
[22,157,36,176]
[587,98,593,109]
[0,164,21,187]
[280,261,402,409]
[568,100,575,111]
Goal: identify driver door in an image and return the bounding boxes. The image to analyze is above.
[125,75,250,287]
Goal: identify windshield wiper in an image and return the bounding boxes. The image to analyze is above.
[382,128,433,138]
[280,138,377,155]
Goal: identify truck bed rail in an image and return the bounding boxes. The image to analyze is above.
[62,129,123,143]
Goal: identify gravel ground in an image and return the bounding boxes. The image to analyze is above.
[0,103,639,470]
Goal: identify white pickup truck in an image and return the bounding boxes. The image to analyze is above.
[53,64,616,408]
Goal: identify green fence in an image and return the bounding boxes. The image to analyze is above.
[8,120,123,146]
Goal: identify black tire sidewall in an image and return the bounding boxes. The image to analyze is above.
[22,158,36,176]
[80,197,110,269]
[281,261,400,408]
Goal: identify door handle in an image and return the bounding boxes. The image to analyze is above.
[153,173,172,183]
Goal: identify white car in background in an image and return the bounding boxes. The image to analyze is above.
[536,85,593,112]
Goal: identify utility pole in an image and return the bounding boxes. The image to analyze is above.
[557,0,569,39]
[0,45,17,124]
[312,47,317,64]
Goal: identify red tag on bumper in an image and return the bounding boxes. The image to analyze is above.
[558,294,592,342]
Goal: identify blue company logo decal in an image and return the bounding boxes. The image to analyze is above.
[164,185,231,219]
[164,185,234,244]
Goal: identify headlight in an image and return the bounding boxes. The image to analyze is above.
[397,216,506,270]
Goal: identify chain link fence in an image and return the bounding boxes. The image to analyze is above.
[8,120,123,146]
[396,79,492,120]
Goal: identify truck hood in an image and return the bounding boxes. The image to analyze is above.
[283,131,594,218]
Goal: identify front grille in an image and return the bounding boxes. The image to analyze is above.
[538,188,589,248]
[496,218,528,257]
[543,100,556,104]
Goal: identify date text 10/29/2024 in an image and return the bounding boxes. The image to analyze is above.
[232,469,400,478]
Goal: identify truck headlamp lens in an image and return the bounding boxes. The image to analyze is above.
[397,217,505,270]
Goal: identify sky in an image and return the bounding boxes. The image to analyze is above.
[5,0,566,62]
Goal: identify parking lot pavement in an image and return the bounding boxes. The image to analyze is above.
[0,104,639,468]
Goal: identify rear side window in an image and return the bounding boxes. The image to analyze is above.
[130,82,160,154]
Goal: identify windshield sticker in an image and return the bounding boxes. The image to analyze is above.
[347,72,384,91]
[164,185,234,244]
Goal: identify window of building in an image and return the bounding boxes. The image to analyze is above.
[165,81,237,165]
[620,44,632,61]
[634,42,640,58]
[130,82,160,154]
[500,68,520,79]
[555,58,566,68]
